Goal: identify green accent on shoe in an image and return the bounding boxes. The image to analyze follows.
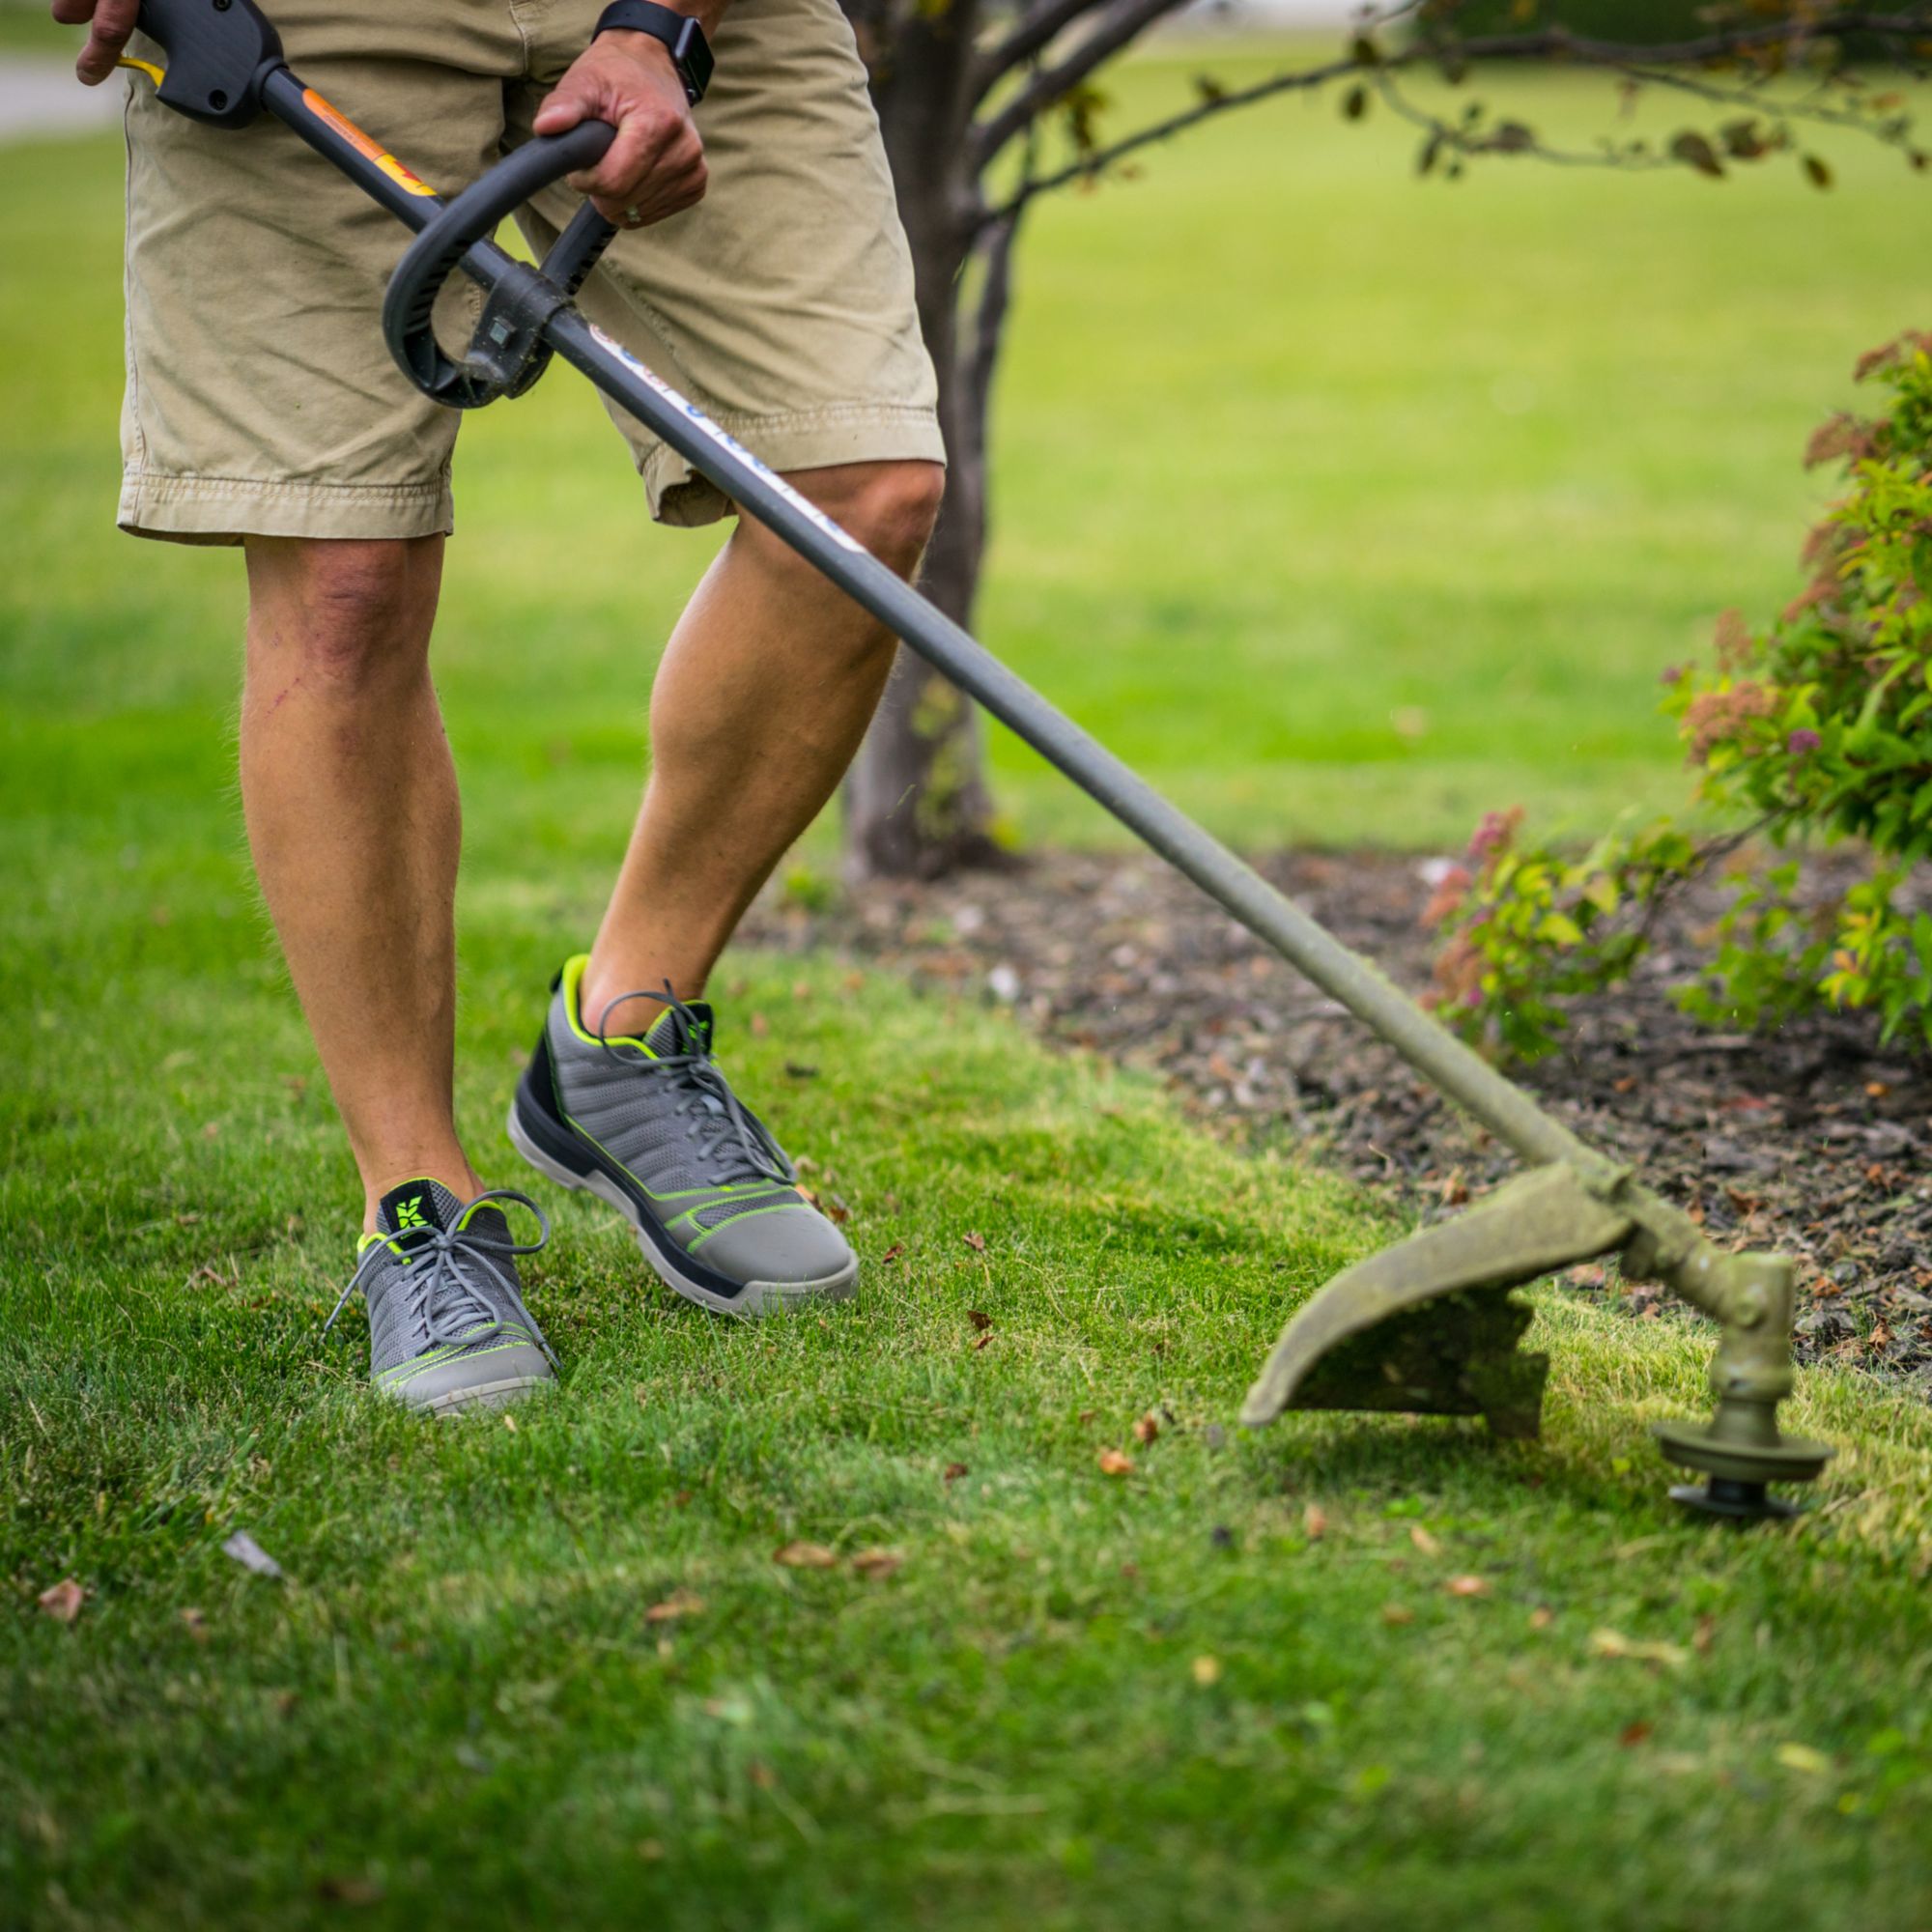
[322,1181,560,1412]
[560,952,655,1053]
[511,972,857,1308]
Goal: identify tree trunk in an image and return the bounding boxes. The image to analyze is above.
[842,0,1009,881]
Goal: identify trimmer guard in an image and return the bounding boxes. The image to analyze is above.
[1241,1163,1633,1436]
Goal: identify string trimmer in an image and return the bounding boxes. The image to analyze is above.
[123,0,1832,1520]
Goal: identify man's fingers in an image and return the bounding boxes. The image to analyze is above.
[589,155,706,228]
[49,1,96,25]
[583,109,680,200]
[531,87,588,136]
[73,0,138,83]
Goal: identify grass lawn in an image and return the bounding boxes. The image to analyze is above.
[8,910,1932,1927]
[5,48,1932,1929]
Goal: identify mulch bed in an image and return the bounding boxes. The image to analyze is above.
[741,846,1932,1395]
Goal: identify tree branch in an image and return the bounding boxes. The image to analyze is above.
[982,9,1932,223]
[973,0,1114,102]
[972,0,1199,169]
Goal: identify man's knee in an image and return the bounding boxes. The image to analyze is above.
[786,460,945,577]
[244,536,441,693]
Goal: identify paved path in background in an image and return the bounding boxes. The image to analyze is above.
[0,58,123,141]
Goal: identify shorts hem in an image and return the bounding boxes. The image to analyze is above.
[117,471,456,547]
[639,405,946,528]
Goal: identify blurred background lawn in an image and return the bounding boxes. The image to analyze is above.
[3,38,1925,894]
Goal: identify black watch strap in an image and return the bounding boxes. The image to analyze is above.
[592,1,713,104]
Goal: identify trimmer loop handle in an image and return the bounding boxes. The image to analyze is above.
[380,123,621,410]
[132,0,619,412]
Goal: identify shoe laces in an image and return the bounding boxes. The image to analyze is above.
[594,983,796,1189]
[323,1187,557,1368]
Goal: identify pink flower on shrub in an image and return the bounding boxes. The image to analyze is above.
[1684,682,1776,762]
[1787,727,1822,757]
[1467,807,1523,863]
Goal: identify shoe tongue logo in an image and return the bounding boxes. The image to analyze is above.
[381,1182,445,1237]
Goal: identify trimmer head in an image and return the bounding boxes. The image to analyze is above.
[1244,1162,1833,1521]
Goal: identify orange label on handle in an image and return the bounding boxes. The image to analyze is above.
[301,88,437,197]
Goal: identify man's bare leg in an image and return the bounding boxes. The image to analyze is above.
[577,458,945,1025]
[241,535,481,1229]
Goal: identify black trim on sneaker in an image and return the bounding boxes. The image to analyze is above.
[510,1031,755,1307]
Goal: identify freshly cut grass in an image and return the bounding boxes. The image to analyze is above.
[5,921,1931,1926]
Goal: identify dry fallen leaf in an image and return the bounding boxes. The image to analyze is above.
[943,1462,969,1483]
[963,1231,986,1253]
[773,1541,839,1569]
[1191,1655,1222,1687]
[1693,1613,1717,1655]
[1303,1502,1328,1541]
[1408,1524,1443,1557]
[1529,1605,1555,1632]
[644,1590,705,1624]
[1097,1448,1135,1477]
[967,1309,992,1331]
[972,1333,995,1351]
[180,1606,211,1644]
[1619,1720,1655,1748]
[1588,1629,1690,1669]
[850,1548,904,1578]
[315,1876,384,1906]
[1132,1413,1160,1446]
[1380,1602,1414,1627]
[1443,1575,1489,1599]
[880,1243,906,1264]
[502,1412,519,1434]
[38,1578,84,1625]
[1077,1408,1096,1425]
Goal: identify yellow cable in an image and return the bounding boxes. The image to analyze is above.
[116,55,166,87]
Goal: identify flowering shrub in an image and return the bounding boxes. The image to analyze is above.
[1432,331,1932,1058]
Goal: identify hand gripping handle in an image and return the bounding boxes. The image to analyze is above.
[381,121,619,410]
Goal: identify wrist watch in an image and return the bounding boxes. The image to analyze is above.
[593,1,714,104]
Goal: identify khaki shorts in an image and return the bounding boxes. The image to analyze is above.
[118,0,943,543]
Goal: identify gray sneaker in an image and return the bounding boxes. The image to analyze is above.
[506,956,858,1316]
[322,1180,557,1414]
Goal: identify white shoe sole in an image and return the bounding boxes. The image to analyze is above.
[507,1105,858,1319]
[413,1375,553,1417]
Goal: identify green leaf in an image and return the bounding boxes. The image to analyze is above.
[1669,130,1725,180]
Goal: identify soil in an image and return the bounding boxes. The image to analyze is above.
[740,846,1932,1395]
